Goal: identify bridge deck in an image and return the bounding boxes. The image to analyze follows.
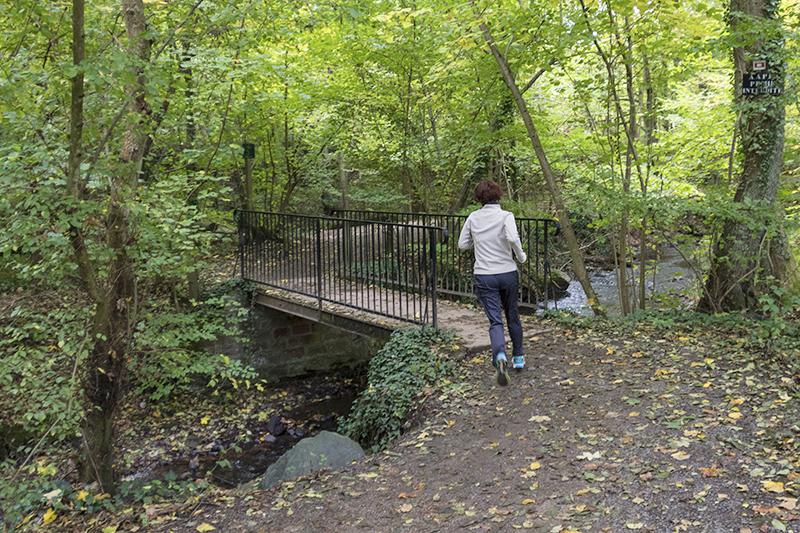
[254,286,491,355]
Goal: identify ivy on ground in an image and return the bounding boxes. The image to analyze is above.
[340,325,459,452]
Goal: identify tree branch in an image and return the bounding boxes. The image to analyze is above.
[520,58,556,95]
[152,0,205,63]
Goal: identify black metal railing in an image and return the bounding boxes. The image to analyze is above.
[332,210,559,311]
[236,211,447,327]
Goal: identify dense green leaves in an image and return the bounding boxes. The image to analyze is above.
[341,326,458,452]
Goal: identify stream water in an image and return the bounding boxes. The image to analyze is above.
[130,382,361,489]
[546,245,699,317]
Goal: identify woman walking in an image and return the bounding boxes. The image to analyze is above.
[458,180,527,386]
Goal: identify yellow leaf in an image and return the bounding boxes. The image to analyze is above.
[728,412,743,419]
[43,508,57,525]
[76,490,89,502]
[606,347,613,355]
[671,452,691,461]
[763,481,785,493]
[629,412,640,417]
[399,503,413,513]
[197,524,216,532]
[201,416,209,425]
[529,462,541,470]
[102,526,118,533]
[522,499,536,504]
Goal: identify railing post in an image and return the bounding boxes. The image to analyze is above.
[544,221,551,310]
[429,227,438,328]
[235,210,244,280]
[316,217,323,312]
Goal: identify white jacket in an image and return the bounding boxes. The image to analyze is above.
[458,203,527,275]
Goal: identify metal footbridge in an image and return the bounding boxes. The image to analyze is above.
[236,210,558,331]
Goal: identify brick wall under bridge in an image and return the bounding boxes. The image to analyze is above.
[210,288,392,382]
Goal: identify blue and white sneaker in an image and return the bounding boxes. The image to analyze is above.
[495,353,509,386]
[512,355,525,369]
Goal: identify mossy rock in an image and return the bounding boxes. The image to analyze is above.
[260,431,365,490]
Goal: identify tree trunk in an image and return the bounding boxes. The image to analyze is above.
[699,0,786,312]
[77,0,152,494]
[474,14,605,317]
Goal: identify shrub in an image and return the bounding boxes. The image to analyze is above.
[340,326,457,452]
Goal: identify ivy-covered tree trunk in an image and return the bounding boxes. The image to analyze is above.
[699,0,786,313]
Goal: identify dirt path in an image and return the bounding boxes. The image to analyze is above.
[136,316,800,533]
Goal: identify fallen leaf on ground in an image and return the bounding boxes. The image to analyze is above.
[529,415,551,423]
[764,481,785,493]
[779,498,797,510]
[43,508,56,525]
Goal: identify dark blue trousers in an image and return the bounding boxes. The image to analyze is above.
[474,271,523,366]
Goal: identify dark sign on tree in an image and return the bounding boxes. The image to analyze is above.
[742,72,782,96]
[243,143,256,159]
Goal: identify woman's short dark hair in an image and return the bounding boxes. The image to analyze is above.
[473,180,502,205]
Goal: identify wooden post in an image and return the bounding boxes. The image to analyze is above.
[243,143,255,211]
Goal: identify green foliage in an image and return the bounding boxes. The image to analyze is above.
[0,297,90,442]
[131,279,255,401]
[119,471,203,508]
[0,463,79,530]
[340,326,458,452]
[0,278,256,529]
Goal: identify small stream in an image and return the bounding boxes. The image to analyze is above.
[209,393,358,488]
[545,245,699,316]
[129,387,361,489]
